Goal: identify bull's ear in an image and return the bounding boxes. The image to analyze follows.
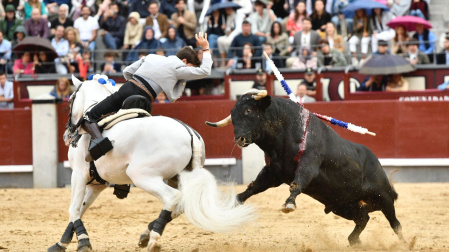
[257,95,271,110]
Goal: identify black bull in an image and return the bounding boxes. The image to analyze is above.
[206,93,404,246]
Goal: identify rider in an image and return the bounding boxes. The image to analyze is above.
[83,32,212,161]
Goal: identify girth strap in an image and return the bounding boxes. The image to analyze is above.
[87,161,107,185]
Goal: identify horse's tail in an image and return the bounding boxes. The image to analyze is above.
[175,135,256,232]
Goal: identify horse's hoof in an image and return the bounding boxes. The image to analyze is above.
[148,241,161,252]
[77,239,92,252]
[348,237,362,246]
[138,233,150,248]
[281,203,296,213]
[48,243,66,252]
[77,246,92,252]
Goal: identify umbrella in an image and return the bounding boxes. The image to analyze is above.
[342,0,389,15]
[359,54,415,75]
[387,15,432,32]
[206,2,241,16]
[13,36,58,60]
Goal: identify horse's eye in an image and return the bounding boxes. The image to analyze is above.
[245,109,251,115]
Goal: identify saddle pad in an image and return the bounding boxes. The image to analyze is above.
[98,108,150,130]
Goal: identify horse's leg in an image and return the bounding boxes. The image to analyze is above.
[80,183,109,217]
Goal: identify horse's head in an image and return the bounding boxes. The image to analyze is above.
[63,74,118,146]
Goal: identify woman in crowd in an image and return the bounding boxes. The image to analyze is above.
[348,9,371,66]
[234,43,258,69]
[65,27,83,74]
[50,77,72,99]
[286,1,308,38]
[24,0,47,20]
[386,74,409,92]
[311,0,331,36]
[391,25,409,55]
[162,25,186,56]
[292,47,317,70]
[33,51,56,74]
[267,21,289,66]
[206,9,225,58]
[126,26,161,62]
[323,22,344,53]
[123,12,143,61]
[13,51,34,75]
[370,8,395,52]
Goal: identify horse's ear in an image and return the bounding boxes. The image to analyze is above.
[72,75,82,88]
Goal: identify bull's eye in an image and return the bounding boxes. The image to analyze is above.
[245,109,251,115]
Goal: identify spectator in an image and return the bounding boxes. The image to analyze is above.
[356,75,387,91]
[389,0,412,17]
[262,43,276,71]
[162,25,186,56]
[129,0,152,18]
[126,26,161,62]
[370,8,395,52]
[331,0,356,35]
[0,31,11,73]
[251,68,267,90]
[138,49,148,59]
[71,0,96,21]
[271,0,288,19]
[154,91,170,103]
[123,11,143,59]
[311,0,331,35]
[50,4,73,37]
[24,0,47,20]
[2,0,24,15]
[78,50,93,79]
[289,17,320,55]
[249,0,277,44]
[348,9,371,66]
[74,6,99,53]
[403,38,429,65]
[25,8,49,38]
[50,77,72,99]
[160,0,177,18]
[436,35,449,65]
[44,0,70,21]
[410,0,428,20]
[206,9,225,57]
[286,1,308,37]
[13,51,34,75]
[146,0,170,40]
[412,23,436,62]
[323,22,344,53]
[99,2,126,50]
[391,25,409,55]
[155,47,165,56]
[101,51,121,74]
[234,43,259,69]
[216,6,243,68]
[171,0,197,47]
[33,51,56,74]
[295,83,316,103]
[386,74,409,91]
[0,71,13,108]
[317,39,346,67]
[227,20,262,66]
[11,25,26,50]
[301,67,316,96]
[0,5,22,41]
[266,21,289,68]
[51,25,69,74]
[373,39,390,55]
[65,27,83,74]
[292,46,317,70]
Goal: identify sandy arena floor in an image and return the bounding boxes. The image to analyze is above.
[1,183,448,252]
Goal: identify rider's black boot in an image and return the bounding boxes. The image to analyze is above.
[82,120,113,162]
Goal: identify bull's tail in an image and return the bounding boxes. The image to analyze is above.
[388,169,399,200]
[175,133,256,232]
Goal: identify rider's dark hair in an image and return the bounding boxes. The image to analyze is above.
[176,46,201,67]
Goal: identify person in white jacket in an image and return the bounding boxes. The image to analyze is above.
[83,32,212,161]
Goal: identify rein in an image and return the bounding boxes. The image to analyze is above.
[66,82,84,147]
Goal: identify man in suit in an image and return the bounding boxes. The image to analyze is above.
[146,0,169,40]
[286,17,320,67]
[436,36,449,65]
[171,0,197,47]
[403,38,430,65]
[295,83,316,103]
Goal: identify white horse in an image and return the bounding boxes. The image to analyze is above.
[48,75,255,252]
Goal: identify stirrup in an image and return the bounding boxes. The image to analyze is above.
[88,137,113,161]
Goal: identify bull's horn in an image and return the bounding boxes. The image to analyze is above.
[205,115,232,127]
[253,90,267,100]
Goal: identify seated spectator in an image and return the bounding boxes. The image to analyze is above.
[251,68,267,90]
[403,38,430,65]
[349,9,371,66]
[0,71,13,108]
[74,6,99,53]
[262,42,283,71]
[65,27,83,74]
[126,26,161,62]
[159,0,177,18]
[234,43,260,69]
[331,0,355,35]
[33,51,56,74]
[373,39,390,55]
[227,20,262,67]
[50,77,72,99]
[123,12,143,61]
[266,21,289,68]
[0,5,22,42]
[50,4,73,38]
[78,50,93,79]
[154,92,170,103]
[356,75,387,91]
[389,0,412,17]
[436,35,449,65]
[301,67,316,96]
[51,25,69,74]
[71,0,96,21]
[413,23,436,62]
[2,0,24,16]
[0,31,12,73]
[289,17,320,55]
[323,22,344,53]
[171,0,197,47]
[386,74,409,91]
[13,51,34,75]
[162,25,186,56]
[99,2,126,50]
[410,0,428,20]
[138,49,148,59]
[101,51,121,74]
[44,0,70,21]
[370,8,395,52]
[391,25,409,55]
[249,0,277,44]
[295,83,316,103]
[25,8,49,38]
[311,0,331,35]
[271,0,288,19]
[206,9,225,57]
[286,1,308,37]
[129,0,151,18]
[146,0,169,40]
[317,39,346,67]
[217,6,244,67]
[292,47,317,70]
[11,26,26,54]
[24,0,47,20]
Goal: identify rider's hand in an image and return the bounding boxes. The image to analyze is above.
[195,32,209,50]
